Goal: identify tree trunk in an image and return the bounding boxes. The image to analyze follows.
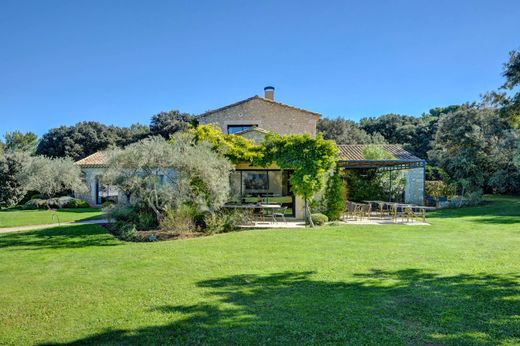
[305,197,314,228]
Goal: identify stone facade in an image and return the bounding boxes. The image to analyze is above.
[198,97,319,137]
[404,167,425,205]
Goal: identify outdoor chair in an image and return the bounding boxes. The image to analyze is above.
[403,206,415,223]
[344,201,356,220]
[272,207,288,223]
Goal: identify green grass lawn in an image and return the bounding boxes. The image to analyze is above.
[0,208,104,228]
[1,196,520,345]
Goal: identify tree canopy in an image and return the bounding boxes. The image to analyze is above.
[429,107,520,195]
[4,131,38,153]
[150,110,196,139]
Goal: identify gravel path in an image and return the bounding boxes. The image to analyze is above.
[0,219,109,234]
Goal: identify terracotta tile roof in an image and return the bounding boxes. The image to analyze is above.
[337,144,423,162]
[75,151,108,167]
[198,95,321,119]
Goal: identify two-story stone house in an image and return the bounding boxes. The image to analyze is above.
[76,86,425,219]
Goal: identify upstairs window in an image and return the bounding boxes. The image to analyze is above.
[227,124,257,134]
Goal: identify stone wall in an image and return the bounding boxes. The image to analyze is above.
[405,167,425,205]
[199,98,318,137]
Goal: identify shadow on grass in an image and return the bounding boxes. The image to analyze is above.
[45,269,520,345]
[0,225,119,250]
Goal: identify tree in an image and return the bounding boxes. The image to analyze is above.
[317,118,385,145]
[104,135,233,223]
[150,110,196,139]
[19,156,87,199]
[36,121,152,160]
[0,151,29,208]
[429,107,520,195]
[36,121,119,160]
[483,49,520,127]
[257,133,338,227]
[190,124,260,164]
[323,168,346,221]
[4,131,38,153]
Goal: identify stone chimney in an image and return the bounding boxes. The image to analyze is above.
[264,86,275,100]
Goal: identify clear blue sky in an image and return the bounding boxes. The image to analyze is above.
[1,0,519,136]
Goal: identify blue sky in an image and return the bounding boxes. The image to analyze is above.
[1,0,519,136]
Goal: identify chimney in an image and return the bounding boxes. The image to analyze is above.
[264,86,275,100]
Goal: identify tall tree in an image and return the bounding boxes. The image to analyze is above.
[483,49,520,127]
[429,107,520,195]
[4,131,38,153]
[317,118,385,144]
[150,110,196,139]
[0,151,29,208]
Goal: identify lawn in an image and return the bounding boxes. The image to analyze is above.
[1,196,520,345]
[0,208,104,228]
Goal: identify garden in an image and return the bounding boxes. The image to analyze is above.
[0,195,519,345]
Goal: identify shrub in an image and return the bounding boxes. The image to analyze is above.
[160,205,197,234]
[22,198,47,210]
[113,222,137,241]
[21,197,88,209]
[104,204,135,223]
[310,213,328,226]
[64,198,89,208]
[324,169,346,221]
[203,209,251,235]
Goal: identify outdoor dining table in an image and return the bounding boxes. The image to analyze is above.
[223,204,283,222]
[223,204,282,209]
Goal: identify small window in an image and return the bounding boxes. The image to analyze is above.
[227,124,257,134]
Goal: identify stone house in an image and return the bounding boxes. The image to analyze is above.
[76,86,425,218]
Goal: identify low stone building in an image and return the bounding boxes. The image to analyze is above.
[75,86,426,218]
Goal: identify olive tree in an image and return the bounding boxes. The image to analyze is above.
[103,134,233,223]
[19,156,87,198]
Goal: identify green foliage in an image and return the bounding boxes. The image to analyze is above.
[0,152,27,208]
[18,155,87,198]
[36,121,150,160]
[204,209,252,235]
[362,145,396,160]
[258,133,338,200]
[150,110,195,139]
[483,50,520,127]
[425,181,455,199]
[104,134,233,224]
[310,213,328,226]
[160,205,198,234]
[4,131,38,153]
[317,118,386,144]
[323,169,346,221]
[191,124,261,164]
[429,107,520,194]
[105,202,159,231]
[22,197,89,210]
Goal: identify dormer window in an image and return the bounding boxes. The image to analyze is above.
[227,124,258,134]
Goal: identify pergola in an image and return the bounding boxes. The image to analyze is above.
[336,145,426,204]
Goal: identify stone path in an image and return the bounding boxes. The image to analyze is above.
[0,219,109,234]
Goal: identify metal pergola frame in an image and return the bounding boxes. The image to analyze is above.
[337,160,426,172]
[336,159,426,203]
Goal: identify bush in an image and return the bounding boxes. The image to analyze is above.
[311,213,328,226]
[324,169,346,221]
[160,205,197,234]
[22,198,47,210]
[21,197,88,209]
[104,204,134,223]
[204,209,252,235]
[113,221,137,241]
[64,198,89,208]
